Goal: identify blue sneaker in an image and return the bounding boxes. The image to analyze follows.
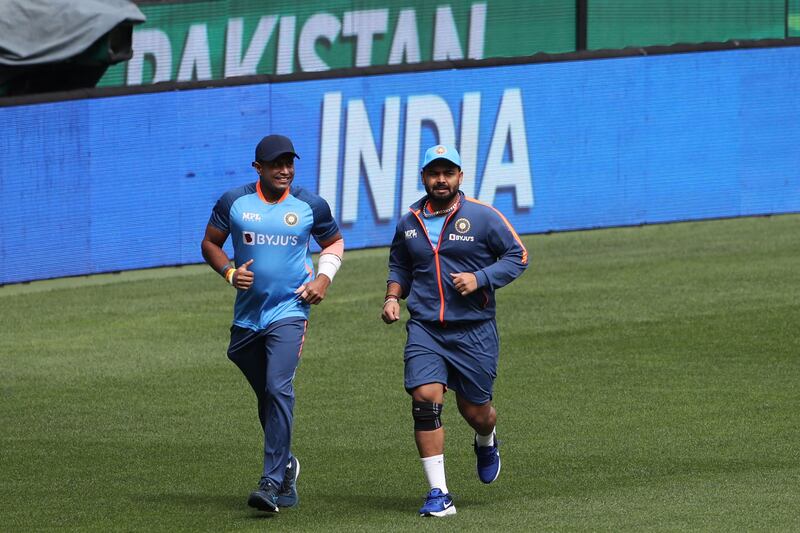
[474,434,501,484]
[277,456,300,508]
[419,488,456,517]
[247,478,279,513]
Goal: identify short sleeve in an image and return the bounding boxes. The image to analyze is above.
[208,193,234,233]
[295,188,340,243]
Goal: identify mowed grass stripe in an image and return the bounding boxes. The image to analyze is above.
[1,214,799,531]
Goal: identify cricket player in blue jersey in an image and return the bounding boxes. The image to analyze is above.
[382,144,528,517]
[201,135,344,513]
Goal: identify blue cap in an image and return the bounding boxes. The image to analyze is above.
[421,144,461,170]
[255,134,299,162]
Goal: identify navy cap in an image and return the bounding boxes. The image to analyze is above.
[421,144,461,170]
[255,135,299,162]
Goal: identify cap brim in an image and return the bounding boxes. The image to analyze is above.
[260,151,299,162]
[423,156,460,169]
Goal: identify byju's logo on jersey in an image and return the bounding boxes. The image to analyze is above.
[242,231,299,246]
[405,229,418,240]
[450,217,475,242]
[284,212,299,226]
[242,212,262,222]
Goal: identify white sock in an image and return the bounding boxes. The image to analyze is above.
[475,428,496,447]
[420,454,448,494]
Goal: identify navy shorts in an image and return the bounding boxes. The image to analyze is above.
[404,318,499,405]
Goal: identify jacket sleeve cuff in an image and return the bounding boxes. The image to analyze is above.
[387,273,410,296]
[474,270,490,289]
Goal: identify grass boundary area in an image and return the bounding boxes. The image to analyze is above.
[2,213,799,531]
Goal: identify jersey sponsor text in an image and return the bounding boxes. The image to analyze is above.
[242,231,299,246]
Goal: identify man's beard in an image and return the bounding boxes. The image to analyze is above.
[424,184,458,204]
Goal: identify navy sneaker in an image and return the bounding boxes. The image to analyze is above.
[277,456,300,508]
[474,434,501,484]
[419,488,457,517]
[247,478,280,513]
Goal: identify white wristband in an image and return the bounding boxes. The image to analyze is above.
[317,253,342,282]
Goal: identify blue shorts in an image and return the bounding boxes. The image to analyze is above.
[404,318,499,405]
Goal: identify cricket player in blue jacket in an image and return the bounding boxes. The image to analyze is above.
[382,144,528,517]
[201,135,344,513]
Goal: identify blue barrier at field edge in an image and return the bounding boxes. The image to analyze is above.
[1,46,799,284]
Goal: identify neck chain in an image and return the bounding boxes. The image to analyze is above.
[421,199,458,218]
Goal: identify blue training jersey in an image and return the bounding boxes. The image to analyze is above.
[209,181,339,330]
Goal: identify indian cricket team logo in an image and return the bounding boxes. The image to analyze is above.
[435,145,447,155]
[284,212,299,226]
[454,217,471,234]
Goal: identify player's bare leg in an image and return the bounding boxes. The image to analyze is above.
[456,394,501,484]
[412,383,445,456]
[412,383,455,517]
[456,394,496,435]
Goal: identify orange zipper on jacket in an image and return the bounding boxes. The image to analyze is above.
[410,205,459,325]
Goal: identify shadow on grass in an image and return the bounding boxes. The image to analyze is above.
[312,493,421,514]
[137,493,280,518]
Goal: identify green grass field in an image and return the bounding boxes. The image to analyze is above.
[2,215,800,531]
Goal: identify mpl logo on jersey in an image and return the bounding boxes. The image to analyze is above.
[242,212,262,222]
[242,231,299,246]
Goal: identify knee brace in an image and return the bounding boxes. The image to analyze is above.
[412,401,443,431]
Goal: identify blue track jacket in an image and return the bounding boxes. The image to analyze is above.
[388,192,528,324]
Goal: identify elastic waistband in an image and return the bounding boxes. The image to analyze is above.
[411,317,495,330]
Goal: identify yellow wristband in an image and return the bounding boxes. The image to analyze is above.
[225,268,235,285]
